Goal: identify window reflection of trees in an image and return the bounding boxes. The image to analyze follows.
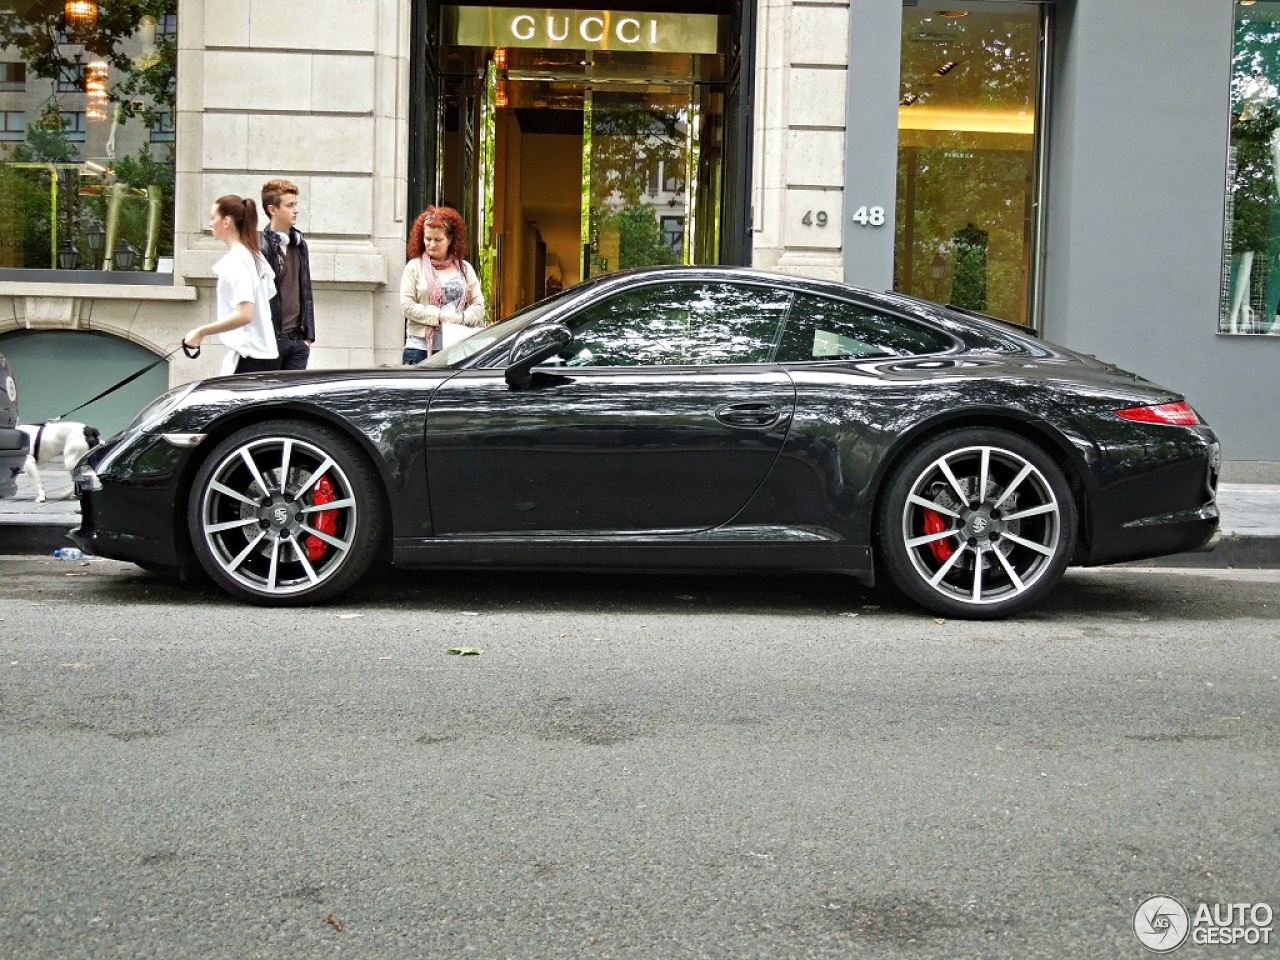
[590,99,687,273]
[1224,9,1280,334]
[0,0,178,272]
[564,282,792,367]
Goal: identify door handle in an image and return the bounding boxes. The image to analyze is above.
[715,402,784,428]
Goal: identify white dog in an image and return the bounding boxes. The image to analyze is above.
[18,420,102,503]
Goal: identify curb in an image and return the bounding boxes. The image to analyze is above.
[1120,535,1280,571]
[0,522,79,556]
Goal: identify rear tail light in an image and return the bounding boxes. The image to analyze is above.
[1114,401,1203,426]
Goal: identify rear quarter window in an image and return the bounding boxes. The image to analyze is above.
[776,293,955,361]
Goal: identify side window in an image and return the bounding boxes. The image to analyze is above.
[560,281,792,367]
[775,293,954,361]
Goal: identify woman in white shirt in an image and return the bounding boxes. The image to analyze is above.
[400,205,486,363]
[184,195,279,374]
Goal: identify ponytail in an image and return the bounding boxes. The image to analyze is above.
[213,194,261,255]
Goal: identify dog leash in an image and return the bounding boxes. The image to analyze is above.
[52,343,188,421]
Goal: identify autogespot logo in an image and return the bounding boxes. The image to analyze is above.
[1134,896,1275,951]
[1134,896,1190,953]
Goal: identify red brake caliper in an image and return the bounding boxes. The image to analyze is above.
[922,508,953,563]
[306,476,338,562]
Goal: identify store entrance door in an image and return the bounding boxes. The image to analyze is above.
[434,7,739,320]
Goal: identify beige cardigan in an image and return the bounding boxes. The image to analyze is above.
[400,258,486,341]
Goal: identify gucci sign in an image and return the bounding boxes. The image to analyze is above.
[447,6,721,55]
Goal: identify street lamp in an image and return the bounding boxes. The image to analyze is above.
[113,239,137,271]
[85,220,105,267]
[57,239,80,270]
[930,253,947,302]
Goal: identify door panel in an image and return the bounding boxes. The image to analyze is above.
[424,366,795,535]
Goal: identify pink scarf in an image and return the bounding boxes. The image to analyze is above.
[422,255,473,311]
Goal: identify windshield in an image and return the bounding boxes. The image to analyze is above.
[420,287,581,368]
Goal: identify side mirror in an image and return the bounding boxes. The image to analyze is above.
[505,323,573,389]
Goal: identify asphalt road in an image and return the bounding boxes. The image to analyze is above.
[1,558,1277,959]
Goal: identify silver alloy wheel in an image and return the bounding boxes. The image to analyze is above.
[898,443,1063,608]
[195,435,359,597]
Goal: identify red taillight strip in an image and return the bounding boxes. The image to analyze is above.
[1114,401,1203,426]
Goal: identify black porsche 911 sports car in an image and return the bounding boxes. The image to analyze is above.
[70,266,1220,618]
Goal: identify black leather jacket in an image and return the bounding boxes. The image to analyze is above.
[260,226,316,341]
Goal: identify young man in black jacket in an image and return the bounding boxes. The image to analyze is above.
[260,179,316,369]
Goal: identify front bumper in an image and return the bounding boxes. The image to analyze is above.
[69,432,196,569]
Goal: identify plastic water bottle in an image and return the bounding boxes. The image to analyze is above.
[53,547,83,560]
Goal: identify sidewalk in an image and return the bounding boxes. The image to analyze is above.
[1,468,1277,566]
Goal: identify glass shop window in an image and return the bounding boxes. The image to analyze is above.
[0,3,178,277]
[1223,1,1280,335]
[895,2,1045,327]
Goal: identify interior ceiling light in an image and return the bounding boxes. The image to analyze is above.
[939,10,968,17]
[935,60,959,76]
[64,0,97,33]
[84,58,107,95]
[901,93,920,106]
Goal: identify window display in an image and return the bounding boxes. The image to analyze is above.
[895,3,1043,327]
[0,0,176,277]
[1224,0,1280,334]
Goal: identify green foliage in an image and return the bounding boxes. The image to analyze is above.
[590,102,685,208]
[612,204,678,270]
[0,147,47,267]
[114,143,173,190]
[24,102,77,163]
[1231,109,1276,254]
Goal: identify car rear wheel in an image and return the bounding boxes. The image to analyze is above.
[877,428,1076,619]
[187,420,383,605]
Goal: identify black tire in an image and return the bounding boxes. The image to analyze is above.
[186,420,384,605]
[877,428,1077,619]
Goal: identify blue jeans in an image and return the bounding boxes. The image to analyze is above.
[277,336,311,370]
[402,347,428,365]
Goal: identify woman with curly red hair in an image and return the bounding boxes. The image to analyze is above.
[400,205,486,363]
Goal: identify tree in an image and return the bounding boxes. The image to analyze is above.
[614,205,677,270]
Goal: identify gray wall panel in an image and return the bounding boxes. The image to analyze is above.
[1042,0,1275,462]
[843,0,904,290]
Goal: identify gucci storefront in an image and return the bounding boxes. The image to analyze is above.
[410,3,756,321]
[0,0,1274,467]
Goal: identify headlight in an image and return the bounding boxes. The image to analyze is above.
[124,382,200,434]
[71,460,101,492]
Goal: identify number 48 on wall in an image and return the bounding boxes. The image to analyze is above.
[851,205,886,226]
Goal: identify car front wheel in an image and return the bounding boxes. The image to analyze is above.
[877,428,1077,619]
[187,420,383,605]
